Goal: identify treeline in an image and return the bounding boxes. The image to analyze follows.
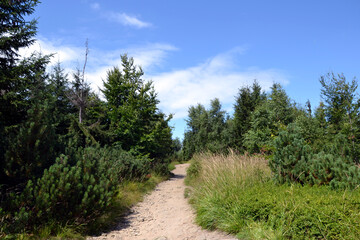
[0,1,175,235]
[182,75,360,189]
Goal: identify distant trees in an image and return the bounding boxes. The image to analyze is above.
[182,98,228,160]
[182,73,360,190]
[182,82,295,158]
[231,81,265,151]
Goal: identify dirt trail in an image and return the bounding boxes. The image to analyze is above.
[88,163,237,240]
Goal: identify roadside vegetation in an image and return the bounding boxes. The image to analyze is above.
[186,152,360,239]
[0,1,180,238]
[2,1,360,240]
[182,50,360,238]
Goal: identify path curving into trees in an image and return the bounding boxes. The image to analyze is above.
[88,164,237,240]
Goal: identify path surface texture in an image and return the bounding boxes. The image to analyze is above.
[88,163,237,240]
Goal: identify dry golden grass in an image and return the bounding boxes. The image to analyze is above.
[191,150,271,190]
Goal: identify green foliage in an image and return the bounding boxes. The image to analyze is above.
[271,123,360,189]
[187,153,360,240]
[320,72,359,130]
[270,123,313,184]
[319,72,360,163]
[0,52,52,187]
[243,83,294,154]
[182,98,229,160]
[0,0,39,67]
[4,102,57,186]
[102,54,173,161]
[0,146,152,235]
[309,153,360,189]
[232,81,265,151]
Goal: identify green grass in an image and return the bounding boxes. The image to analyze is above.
[186,151,360,239]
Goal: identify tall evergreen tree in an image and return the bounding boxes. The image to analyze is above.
[319,72,360,162]
[102,54,173,160]
[244,83,294,153]
[0,0,41,185]
[206,98,228,152]
[320,72,359,132]
[232,81,265,151]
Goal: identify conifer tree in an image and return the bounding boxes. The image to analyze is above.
[243,83,294,153]
[102,54,172,160]
[206,98,228,152]
[0,0,41,185]
[232,81,265,151]
[319,72,360,162]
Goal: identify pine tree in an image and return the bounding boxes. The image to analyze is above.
[182,104,208,160]
[320,72,359,131]
[232,81,265,151]
[102,54,173,161]
[0,0,42,185]
[243,83,294,153]
[206,98,228,152]
[319,72,360,162]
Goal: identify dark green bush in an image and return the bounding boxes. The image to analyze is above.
[0,146,152,234]
[270,123,313,184]
[309,153,360,189]
[271,123,360,189]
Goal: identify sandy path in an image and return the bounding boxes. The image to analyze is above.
[88,163,237,240]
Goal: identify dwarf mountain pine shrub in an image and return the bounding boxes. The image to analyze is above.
[0,146,152,234]
[271,123,360,189]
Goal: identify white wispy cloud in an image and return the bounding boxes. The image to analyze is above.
[18,38,81,68]
[106,12,152,28]
[19,37,177,93]
[90,2,100,10]
[89,2,151,29]
[149,49,289,119]
[19,39,289,120]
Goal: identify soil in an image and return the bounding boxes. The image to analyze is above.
[88,163,237,240]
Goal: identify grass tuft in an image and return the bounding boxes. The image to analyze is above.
[186,151,360,239]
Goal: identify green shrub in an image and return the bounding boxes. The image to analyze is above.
[185,154,202,185]
[0,146,152,235]
[309,153,360,189]
[270,123,313,184]
[187,153,360,239]
[271,123,360,189]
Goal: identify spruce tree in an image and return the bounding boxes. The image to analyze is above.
[232,81,265,151]
[319,72,360,162]
[102,54,173,161]
[243,83,294,153]
[0,0,41,185]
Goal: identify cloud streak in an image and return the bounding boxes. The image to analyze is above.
[89,2,152,29]
[106,12,152,28]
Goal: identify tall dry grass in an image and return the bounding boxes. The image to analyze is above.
[186,151,360,240]
[189,151,270,190]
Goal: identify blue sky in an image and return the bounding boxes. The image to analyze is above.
[23,0,360,140]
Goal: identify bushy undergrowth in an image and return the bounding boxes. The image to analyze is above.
[0,145,155,237]
[270,123,360,189]
[186,152,360,239]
